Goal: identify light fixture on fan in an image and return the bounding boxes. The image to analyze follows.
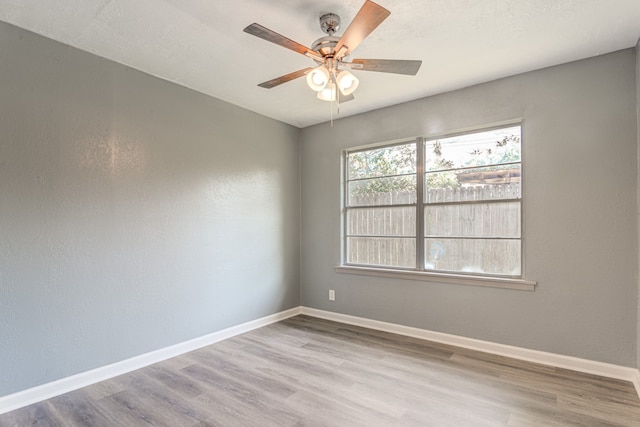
[317,81,337,101]
[307,67,359,103]
[306,66,330,91]
[307,66,359,101]
[336,70,359,95]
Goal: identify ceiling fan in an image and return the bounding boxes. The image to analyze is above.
[243,0,422,104]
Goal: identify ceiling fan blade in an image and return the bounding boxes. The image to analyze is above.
[350,59,422,75]
[339,93,355,103]
[257,67,313,89]
[334,0,390,60]
[244,23,323,62]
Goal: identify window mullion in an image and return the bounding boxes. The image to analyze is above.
[342,153,348,266]
[415,138,425,271]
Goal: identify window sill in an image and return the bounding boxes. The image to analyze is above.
[334,265,536,291]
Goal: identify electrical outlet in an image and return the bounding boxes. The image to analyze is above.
[329,289,335,301]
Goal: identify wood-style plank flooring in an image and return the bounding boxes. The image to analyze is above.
[1,315,640,426]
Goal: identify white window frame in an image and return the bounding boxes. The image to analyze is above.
[337,123,536,291]
[343,140,418,269]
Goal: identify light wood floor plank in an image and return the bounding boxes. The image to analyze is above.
[1,315,639,426]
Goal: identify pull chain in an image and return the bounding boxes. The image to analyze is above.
[330,96,334,127]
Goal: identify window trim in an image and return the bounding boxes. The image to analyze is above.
[340,121,536,290]
[343,139,418,269]
[334,265,536,291]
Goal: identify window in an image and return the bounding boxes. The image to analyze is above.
[344,124,522,278]
[346,142,417,268]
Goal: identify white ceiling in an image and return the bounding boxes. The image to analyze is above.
[1,0,639,128]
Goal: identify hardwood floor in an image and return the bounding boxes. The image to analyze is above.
[2,315,640,426]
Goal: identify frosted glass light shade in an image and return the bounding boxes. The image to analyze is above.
[317,82,337,101]
[336,70,359,95]
[307,66,330,91]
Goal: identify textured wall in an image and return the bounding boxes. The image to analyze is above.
[301,49,638,367]
[0,21,300,396]
[637,40,640,371]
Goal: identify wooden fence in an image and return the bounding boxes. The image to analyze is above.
[347,182,521,274]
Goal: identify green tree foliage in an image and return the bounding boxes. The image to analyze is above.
[425,142,459,190]
[348,134,521,195]
[348,144,416,194]
[463,135,521,167]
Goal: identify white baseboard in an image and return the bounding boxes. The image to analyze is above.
[300,307,640,400]
[633,370,640,399]
[0,307,302,415]
[3,305,639,415]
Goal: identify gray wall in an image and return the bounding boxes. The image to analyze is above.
[301,49,638,367]
[0,21,300,396]
[637,39,640,371]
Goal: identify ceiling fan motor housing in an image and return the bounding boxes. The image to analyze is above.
[312,13,343,60]
[311,35,339,59]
